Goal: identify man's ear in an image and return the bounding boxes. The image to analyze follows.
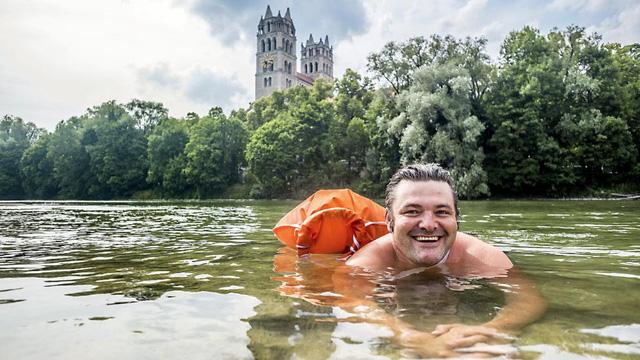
[385,210,394,233]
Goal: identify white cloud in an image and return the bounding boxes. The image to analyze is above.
[589,2,640,44]
[548,0,611,13]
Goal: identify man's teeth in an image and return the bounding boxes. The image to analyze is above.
[414,235,439,242]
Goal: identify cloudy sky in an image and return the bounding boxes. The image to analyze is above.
[1,0,638,131]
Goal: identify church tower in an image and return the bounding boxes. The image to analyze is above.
[300,34,333,81]
[255,6,297,99]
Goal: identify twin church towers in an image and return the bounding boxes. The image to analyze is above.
[255,5,334,99]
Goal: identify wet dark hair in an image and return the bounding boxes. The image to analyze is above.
[385,163,460,221]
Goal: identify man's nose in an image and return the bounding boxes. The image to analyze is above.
[418,212,438,231]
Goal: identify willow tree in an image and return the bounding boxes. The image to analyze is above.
[386,63,489,198]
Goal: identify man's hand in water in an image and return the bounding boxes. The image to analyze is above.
[399,326,515,358]
[432,323,515,346]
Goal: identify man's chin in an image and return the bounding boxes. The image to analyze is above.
[413,249,448,267]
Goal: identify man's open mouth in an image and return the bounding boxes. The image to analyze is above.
[413,235,441,242]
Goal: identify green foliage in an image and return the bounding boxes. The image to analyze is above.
[245,82,335,198]
[246,113,306,198]
[21,134,57,198]
[183,111,248,197]
[563,110,636,185]
[388,63,489,198]
[146,118,190,197]
[0,115,42,199]
[83,101,149,198]
[124,99,169,133]
[486,25,638,195]
[47,117,94,198]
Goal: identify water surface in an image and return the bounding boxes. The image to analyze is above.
[1,200,639,359]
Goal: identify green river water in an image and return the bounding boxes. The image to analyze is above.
[0,200,639,359]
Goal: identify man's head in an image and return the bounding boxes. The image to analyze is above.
[384,163,460,267]
[385,163,460,221]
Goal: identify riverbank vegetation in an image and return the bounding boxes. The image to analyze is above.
[2,26,639,200]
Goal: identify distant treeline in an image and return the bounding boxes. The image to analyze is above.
[2,26,639,200]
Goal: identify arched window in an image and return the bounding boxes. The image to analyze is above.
[267,38,271,51]
[309,63,312,73]
[269,63,273,71]
[305,64,308,73]
[267,23,271,32]
[264,78,267,87]
[261,40,265,52]
[288,63,292,74]
[268,77,272,86]
[273,37,276,50]
[315,62,318,72]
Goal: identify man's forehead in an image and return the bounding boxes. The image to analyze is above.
[393,180,455,207]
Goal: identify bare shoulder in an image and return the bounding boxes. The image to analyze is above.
[454,232,513,268]
[346,233,396,272]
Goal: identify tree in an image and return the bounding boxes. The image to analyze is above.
[21,134,57,198]
[245,81,335,198]
[486,26,578,194]
[388,63,489,198]
[245,113,306,198]
[0,115,43,199]
[367,35,493,97]
[47,117,94,198]
[330,69,375,183]
[183,111,248,197]
[486,25,638,194]
[146,118,190,197]
[560,110,636,186]
[82,101,149,198]
[124,99,169,133]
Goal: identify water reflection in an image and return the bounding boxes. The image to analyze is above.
[1,277,259,360]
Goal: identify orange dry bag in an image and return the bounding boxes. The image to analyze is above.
[273,189,389,256]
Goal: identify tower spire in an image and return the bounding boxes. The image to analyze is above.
[265,5,272,18]
[285,7,291,20]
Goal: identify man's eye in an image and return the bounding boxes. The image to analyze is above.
[403,209,419,216]
[436,210,452,216]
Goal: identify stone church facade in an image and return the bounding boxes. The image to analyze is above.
[255,6,333,100]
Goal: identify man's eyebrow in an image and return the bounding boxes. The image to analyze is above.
[399,203,422,209]
[434,204,454,211]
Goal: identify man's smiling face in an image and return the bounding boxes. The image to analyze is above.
[387,180,458,268]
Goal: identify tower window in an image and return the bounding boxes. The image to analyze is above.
[261,40,265,52]
[273,37,276,50]
[264,78,267,87]
[305,64,308,73]
[267,23,271,32]
[267,38,271,51]
[268,77,272,86]
[315,62,318,72]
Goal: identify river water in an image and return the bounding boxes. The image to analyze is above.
[1,200,639,359]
